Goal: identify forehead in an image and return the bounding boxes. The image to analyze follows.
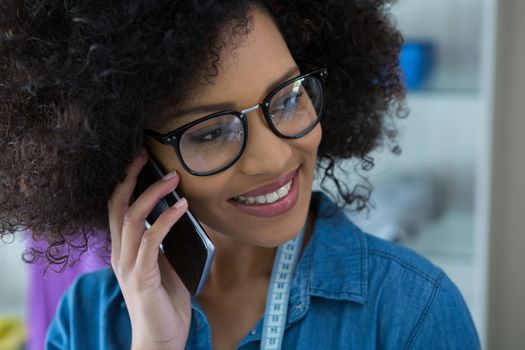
[167,7,297,123]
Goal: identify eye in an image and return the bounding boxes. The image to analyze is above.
[188,127,224,143]
[187,124,243,145]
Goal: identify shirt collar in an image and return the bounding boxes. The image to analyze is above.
[287,191,369,322]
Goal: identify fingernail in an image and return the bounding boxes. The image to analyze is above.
[174,197,187,208]
[162,170,178,181]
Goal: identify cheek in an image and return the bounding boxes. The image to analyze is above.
[177,176,223,202]
[175,172,232,227]
[298,122,322,158]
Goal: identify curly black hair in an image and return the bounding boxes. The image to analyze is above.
[0,0,405,269]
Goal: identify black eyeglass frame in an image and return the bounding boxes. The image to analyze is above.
[144,64,328,176]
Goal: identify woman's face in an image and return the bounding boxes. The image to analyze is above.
[146,7,322,247]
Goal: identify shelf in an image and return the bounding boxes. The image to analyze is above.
[405,66,480,94]
[392,0,482,93]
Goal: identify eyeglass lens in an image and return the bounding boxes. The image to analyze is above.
[268,76,322,137]
[179,74,323,174]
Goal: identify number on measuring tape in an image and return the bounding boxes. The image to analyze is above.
[260,225,306,350]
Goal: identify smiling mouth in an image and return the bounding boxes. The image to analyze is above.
[232,178,293,205]
[229,167,298,206]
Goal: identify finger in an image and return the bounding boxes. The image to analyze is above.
[119,170,181,268]
[135,197,188,274]
[107,149,148,264]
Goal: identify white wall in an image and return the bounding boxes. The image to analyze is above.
[0,236,28,317]
[488,0,525,348]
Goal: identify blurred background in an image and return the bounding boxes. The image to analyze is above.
[1,0,524,349]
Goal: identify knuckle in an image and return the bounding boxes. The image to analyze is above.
[140,229,154,247]
[158,209,177,226]
[122,212,139,227]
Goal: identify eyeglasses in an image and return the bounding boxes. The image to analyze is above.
[144,64,328,176]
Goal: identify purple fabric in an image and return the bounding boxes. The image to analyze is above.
[25,230,109,350]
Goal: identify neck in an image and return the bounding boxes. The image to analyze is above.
[199,210,316,295]
[206,235,277,290]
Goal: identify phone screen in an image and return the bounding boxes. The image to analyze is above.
[132,154,215,296]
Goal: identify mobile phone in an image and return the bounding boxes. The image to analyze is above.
[132,153,215,296]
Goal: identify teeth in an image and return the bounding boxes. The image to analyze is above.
[234,180,292,205]
[277,186,288,197]
[265,192,279,203]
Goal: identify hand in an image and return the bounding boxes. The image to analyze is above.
[107,150,191,350]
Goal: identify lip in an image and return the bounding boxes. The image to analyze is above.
[235,168,299,198]
[228,169,300,218]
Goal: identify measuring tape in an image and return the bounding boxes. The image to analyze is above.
[260,224,306,350]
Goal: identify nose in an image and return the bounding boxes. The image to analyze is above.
[237,107,292,176]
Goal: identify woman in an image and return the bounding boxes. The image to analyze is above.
[0,0,480,349]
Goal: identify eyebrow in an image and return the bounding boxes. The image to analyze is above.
[174,65,301,117]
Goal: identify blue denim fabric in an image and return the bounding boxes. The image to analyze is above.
[46,191,480,349]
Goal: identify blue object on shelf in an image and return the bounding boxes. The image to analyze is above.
[400,40,436,90]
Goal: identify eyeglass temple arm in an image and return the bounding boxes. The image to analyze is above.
[143,128,170,144]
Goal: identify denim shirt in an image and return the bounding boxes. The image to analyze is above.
[46,191,480,349]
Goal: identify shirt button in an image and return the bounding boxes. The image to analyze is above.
[251,329,257,335]
[295,303,302,309]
